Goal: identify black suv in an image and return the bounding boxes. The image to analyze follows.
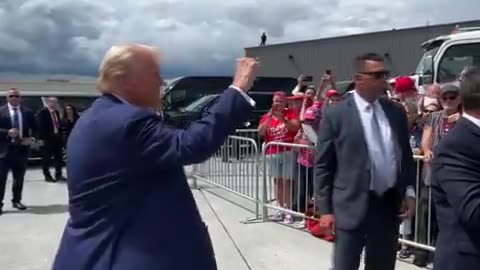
[164,92,276,130]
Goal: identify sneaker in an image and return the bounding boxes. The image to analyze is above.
[284,214,295,224]
[272,211,285,221]
[294,219,306,229]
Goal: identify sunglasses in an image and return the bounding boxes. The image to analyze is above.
[442,95,458,101]
[423,109,436,113]
[359,70,390,79]
[8,95,20,98]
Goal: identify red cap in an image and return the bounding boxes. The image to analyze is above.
[394,76,416,94]
[326,89,340,98]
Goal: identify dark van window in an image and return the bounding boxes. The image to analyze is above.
[0,95,43,113]
[249,93,273,111]
[251,78,297,92]
[56,96,98,113]
[163,77,231,110]
[162,76,297,111]
[22,96,44,113]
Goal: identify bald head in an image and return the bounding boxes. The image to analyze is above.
[97,44,163,108]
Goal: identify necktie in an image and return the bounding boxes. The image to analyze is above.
[370,105,387,154]
[12,107,19,129]
[51,110,59,133]
[12,107,21,143]
[369,105,388,195]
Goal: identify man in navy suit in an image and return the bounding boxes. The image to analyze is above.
[431,67,480,270]
[52,44,258,270]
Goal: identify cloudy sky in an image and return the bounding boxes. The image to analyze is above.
[0,0,478,79]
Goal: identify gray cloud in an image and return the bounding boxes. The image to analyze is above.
[0,0,478,78]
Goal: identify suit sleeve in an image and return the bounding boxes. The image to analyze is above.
[35,111,44,140]
[132,88,253,169]
[398,108,416,190]
[29,111,38,138]
[433,149,480,231]
[0,114,9,139]
[314,108,337,215]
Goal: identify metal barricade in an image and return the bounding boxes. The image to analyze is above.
[192,135,261,218]
[399,155,436,252]
[260,142,437,253]
[261,141,317,223]
[234,129,263,154]
[193,131,437,254]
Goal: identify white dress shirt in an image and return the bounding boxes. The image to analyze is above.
[228,85,256,107]
[463,113,480,128]
[353,91,415,198]
[8,103,23,138]
[49,109,60,134]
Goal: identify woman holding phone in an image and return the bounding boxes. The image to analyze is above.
[258,91,301,223]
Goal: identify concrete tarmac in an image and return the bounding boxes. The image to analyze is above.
[0,168,420,270]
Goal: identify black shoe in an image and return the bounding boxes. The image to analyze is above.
[56,176,67,182]
[45,175,57,182]
[413,252,428,267]
[12,202,27,210]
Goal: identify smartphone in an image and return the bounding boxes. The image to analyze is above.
[325,69,332,75]
[302,76,313,82]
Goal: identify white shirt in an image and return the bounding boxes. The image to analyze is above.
[353,91,415,198]
[49,109,60,134]
[228,85,256,107]
[463,113,480,128]
[8,103,23,138]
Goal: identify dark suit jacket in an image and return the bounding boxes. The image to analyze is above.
[315,95,415,230]
[52,88,253,270]
[0,104,37,158]
[36,107,61,141]
[431,117,480,270]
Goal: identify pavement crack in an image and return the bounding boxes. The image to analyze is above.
[200,189,254,270]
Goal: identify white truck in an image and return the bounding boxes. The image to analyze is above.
[414,26,480,91]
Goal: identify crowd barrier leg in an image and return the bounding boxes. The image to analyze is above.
[261,146,269,222]
[191,164,198,189]
[191,135,262,221]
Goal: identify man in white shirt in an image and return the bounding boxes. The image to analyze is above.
[315,53,416,270]
[0,88,37,214]
[431,67,480,270]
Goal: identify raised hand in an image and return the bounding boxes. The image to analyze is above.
[232,58,259,92]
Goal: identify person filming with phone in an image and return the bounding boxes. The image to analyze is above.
[258,92,300,224]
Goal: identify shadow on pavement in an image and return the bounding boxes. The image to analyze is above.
[4,204,68,215]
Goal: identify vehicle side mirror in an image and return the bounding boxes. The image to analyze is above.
[419,57,434,85]
[419,74,433,85]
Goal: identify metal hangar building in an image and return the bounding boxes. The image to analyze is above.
[244,20,480,85]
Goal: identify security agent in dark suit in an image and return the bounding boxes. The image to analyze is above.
[315,53,416,270]
[431,67,480,270]
[0,88,37,215]
[36,96,66,182]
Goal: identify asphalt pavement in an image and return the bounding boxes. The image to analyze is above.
[0,167,420,270]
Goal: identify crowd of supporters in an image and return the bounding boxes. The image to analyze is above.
[257,69,469,267]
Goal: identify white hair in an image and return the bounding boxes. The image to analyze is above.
[96,44,158,92]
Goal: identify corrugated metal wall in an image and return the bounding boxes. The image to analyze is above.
[245,20,480,85]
